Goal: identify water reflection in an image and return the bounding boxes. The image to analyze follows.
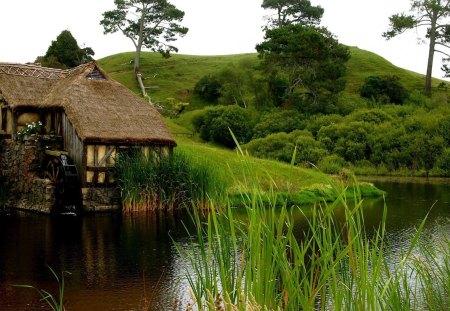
[0,180,449,310]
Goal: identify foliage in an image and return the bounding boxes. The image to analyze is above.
[252,109,305,138]
[17,121,43,139]
[317,154,348,174]
[383,0,450,95]
[115,150,227,212]
[36,30,94,69]
[256,24,350,114]
[360,75,409,104]
[100,0,188,96]
[194,74,222,102]
[261,0,324,28]
[192,106,255,147]
[437,147,450,174]
[244,130,327,165]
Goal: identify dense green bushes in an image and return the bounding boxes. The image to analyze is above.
[192,106,255,147]
[360,75,409,104]
[239,105,450,176]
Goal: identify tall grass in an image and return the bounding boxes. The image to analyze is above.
[176,181,450,310]
[14,266,69,311]
[115,150,227,213]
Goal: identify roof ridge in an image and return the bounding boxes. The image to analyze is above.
[0,62,96,80]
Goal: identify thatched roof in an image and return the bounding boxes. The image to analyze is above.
[0,62,175,145]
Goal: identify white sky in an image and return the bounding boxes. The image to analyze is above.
[0,0,446,79]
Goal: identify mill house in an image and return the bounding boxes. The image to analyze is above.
[0,62,176,213]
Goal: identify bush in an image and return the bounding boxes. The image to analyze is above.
[317,155,349,174]
[360,75,408,104]
[192,106,255,147]
[194,74,222,102]
[252,110,305,139]
[348,108,393,124]
[244,130,327,165]
[306,114,344,137]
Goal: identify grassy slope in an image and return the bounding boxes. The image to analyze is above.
[98,47,434,200]
[98,47,448,104]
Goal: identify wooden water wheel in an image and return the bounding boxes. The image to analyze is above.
[42,152,80,214]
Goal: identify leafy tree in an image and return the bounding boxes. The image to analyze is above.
[256,25,350,114]
[194,74,223,103]
[252,110,305,139]
[262,0,324,28]
[244,130,327,165]
[360,75,409,104]
[383,0,450,96]
[192,106,255,148]
[36,30,94,69]
[101,0,188,97]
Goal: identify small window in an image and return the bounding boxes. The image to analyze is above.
[86,67,106,80]
[1,107,7,132]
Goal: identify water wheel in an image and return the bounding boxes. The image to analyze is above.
[42,152,80,214]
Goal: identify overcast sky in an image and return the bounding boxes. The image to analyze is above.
[0,0,446,79]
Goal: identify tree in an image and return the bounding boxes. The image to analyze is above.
[383,0,450,96]
[36,30,95,69]
[256,25,350,113]
[101,0,188,98]
[261,0,324,28]
[360,75,409,104]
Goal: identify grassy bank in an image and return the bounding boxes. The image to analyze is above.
[169,130,383,206]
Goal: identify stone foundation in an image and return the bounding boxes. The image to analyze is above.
[1,135,124,214]
[82,187,122,212]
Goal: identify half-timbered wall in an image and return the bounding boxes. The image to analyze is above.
[83,144,172,187]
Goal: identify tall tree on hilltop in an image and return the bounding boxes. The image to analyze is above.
[383,0,450,96]
[36,30,94,69]
[258,0,349,113]
[256,25,349,113]
[100,0,188,99]
[262,0,324,28]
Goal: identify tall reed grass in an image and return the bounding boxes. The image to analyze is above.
[176,181,450,310]
[115,150,227,213]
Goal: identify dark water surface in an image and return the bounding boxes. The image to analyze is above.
[0,179,449,311]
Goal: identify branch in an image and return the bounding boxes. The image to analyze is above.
[435,49,450,58]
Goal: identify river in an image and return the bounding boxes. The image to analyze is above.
[0,178,449,311]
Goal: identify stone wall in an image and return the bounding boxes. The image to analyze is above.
[0,134,123,213]
[82,187,122,212]
[0,135,62,213]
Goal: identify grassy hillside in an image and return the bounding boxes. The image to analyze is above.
[98,47,448,106]
[96,47,449,195]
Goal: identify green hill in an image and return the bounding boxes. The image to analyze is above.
[96,48,407,201]
[98,47,448,106]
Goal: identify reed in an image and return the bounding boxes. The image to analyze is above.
[115,150,227,213]
[176,179,450,310]
[14,266,69,311]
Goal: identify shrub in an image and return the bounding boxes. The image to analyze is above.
[194,74,222,102]
[244,130,326,165]
[306,114,343,137]
[348,108,393,124]
[317,154,348,174]
[192,106,255,148]
[360,75,408,104]
[437,148,450,174]
[252,110,305,139]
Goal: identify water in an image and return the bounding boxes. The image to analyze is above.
[0,179,449,311]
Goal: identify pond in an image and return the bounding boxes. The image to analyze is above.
[0,178,449,311]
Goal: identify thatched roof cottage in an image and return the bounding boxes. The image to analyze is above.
[0,62,175,212]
